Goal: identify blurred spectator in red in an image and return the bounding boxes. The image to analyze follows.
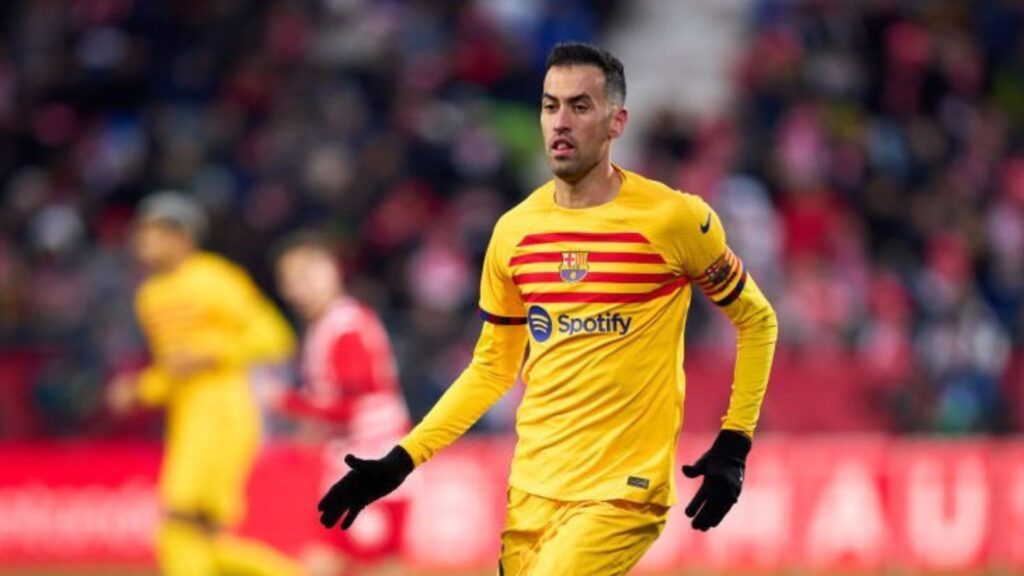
[271,230,409,575]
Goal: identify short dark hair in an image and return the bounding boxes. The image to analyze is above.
[137,191,208,242]
[546,42,626,106]
[270,229,336,264]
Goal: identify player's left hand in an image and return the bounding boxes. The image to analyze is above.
[164,350,218,379]
[682,430,751,531]
[317,446,414,530]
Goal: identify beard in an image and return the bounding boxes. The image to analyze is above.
[548,152,600,183]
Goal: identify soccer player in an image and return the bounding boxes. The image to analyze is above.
[108,192,305,576]
[316,42,779,574]
[271,231,410,574]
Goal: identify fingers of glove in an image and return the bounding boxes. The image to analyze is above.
[317,475,358,526]
[691,504,713,531]
[318,500,348,528]
[707,496,736,528]
[315,483,352,524]
[317,483,340,513]
[690,494,719,531]
[682,459,706,478]
[344,454,370,470]
[684,482,709,518]
[693,492,735,531]
[340,505,364,530]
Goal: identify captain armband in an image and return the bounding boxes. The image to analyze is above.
[694,247,747,306]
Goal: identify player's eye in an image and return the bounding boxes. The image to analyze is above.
[542,103,557,112]
[574,104,589,113]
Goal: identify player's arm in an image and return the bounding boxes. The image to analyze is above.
[125,287,174,408]
[119,261,295,410]
[277,331,388,425]
[134,366,173,407]
[395,221,528,463]
[399,320,527,465]
[696,254,777,437]
[277,389,353,423]
[107,364,172,411]
[316,321,527,530]
[676,195,778,531]
[113,315,222,411]
[236,294,295,365]
[120,285,210,409]
[317,220,527,531]
[210,261,296,366]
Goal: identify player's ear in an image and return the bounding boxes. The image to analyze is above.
[609,106,628,140]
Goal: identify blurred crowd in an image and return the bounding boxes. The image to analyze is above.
[665,0,1024,434]
[0,0,1022,438]
[0,0,621,438]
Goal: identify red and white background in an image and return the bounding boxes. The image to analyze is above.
[2,436,1024,573]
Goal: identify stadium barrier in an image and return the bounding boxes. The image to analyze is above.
[1,436,1023,572]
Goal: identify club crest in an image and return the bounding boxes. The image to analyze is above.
[559,251,589,283]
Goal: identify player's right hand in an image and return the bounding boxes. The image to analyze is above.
[106,373,138,417]
[317,446,414,530]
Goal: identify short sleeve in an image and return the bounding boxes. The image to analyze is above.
[675,194,748,307]
[478,222,527,324]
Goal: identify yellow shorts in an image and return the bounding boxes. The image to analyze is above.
[499,486,668,576]
[160,379,260,526]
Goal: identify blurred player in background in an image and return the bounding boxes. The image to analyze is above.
[108,192,305,576]
[272,231,410,576]
[315,42,778,574]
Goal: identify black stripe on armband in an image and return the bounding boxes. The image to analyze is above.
[715,271,748,307]
[478,307,527,325]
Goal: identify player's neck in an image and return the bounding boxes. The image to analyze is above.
[307,292,343,322]
[151,248,193,275]
[553,160,621,209]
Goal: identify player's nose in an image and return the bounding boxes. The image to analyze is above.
[552,107,572,131]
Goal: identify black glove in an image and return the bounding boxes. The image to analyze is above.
[682,430,751,531]
[317,446,414,530]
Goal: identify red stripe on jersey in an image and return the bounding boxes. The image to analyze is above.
[512,272,676,285]
[509,251,666,266]
[522,277,689,303]
[516,232,651,246]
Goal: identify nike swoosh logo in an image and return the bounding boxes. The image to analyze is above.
[700,213,712,234]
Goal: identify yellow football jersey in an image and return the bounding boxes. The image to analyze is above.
[401,166,776,507]
[134,251,295,409]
